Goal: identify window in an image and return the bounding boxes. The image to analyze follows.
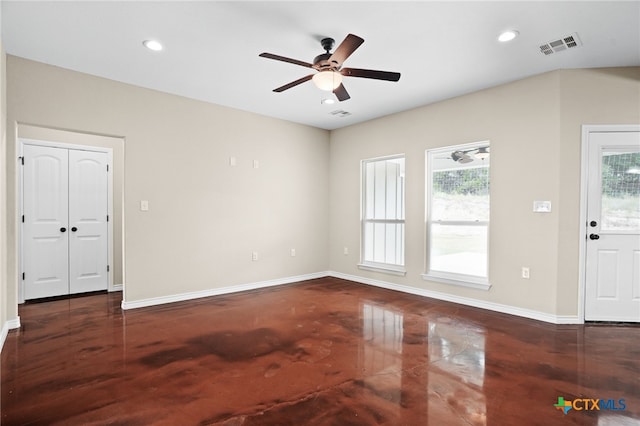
[360,155,406,275]
[424,142,490,289]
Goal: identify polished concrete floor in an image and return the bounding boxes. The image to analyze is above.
[2,277,639,425]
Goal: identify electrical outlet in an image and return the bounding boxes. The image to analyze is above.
[253,160,259,169]
[140,200,149,211]
[229,156,236,166]
[343,247,349,255]
[522,267,530,279]
[290,248,296,257]
[252,252,258,261]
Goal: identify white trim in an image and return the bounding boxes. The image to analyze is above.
[111,284,123,292]
[578,124,640,323]
[357,263,407,276]
[121,272,329,310]
[18,137,115,301]
[0,324,7,353]
[425,141,491,284]
[1,317,22,353]
[329,271,579,324]
[19,138,112,153]
[421,273,491,290]
[7,317,21,329]
[121,270,579,323]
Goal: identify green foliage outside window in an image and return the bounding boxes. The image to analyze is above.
[432,167,489,196]
[602,153,640,197]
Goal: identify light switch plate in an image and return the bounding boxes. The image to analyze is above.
[533,201,551,213]
[140,200,149,211]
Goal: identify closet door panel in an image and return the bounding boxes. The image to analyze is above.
[68,149,109,294]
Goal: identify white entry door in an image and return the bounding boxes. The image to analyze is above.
[585,130,640,322]
[23,144,109,299]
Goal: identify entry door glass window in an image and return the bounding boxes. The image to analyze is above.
[601,151,640,231]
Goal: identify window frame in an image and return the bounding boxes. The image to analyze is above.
[359,154,407,276]
[423,142,491,290]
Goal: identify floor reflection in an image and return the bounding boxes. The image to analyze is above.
[361,302,404,373]
[358,302,489,425]
[358,302,405,417]
[428,315,487,425]
[598,414,640,426]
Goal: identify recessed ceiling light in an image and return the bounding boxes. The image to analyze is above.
[143,40,163,51]
[321,98,335,105]
[498,30,519,43]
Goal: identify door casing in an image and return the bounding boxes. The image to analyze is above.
[578,124,640,322]
[19,138,114,303]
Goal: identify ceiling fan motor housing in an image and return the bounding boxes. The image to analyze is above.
[313,53,338,70]
[315,38,340,71]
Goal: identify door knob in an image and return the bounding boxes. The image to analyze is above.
[589,234,600,240]
[590,221,597,227]
[71,227,78,232]
[60,227,67,233]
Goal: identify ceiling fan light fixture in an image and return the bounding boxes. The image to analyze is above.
[143,39,163,51]
[312,71,343,91]
[498,30,519,42]
[458,154,473,164]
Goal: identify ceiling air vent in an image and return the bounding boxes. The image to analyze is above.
[539,32,582,56]
[330,110,352,118]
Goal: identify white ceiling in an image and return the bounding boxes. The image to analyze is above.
[2,1,639,130]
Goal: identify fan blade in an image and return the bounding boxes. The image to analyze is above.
[273,74,314,92]
[341,68,401,81]
[333,83,351,102]
[329,34,364,66]
[259,52,314,69]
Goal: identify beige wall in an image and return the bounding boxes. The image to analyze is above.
[6,56,329,314]
[329,67,640,318]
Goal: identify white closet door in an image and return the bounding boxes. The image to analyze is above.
[68,149,109,294]
[23,145,70,299]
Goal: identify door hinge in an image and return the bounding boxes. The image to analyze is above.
[106,215,109,222]
[107,164,109,172]
[19,156,24,165]
[107,265,110,272]
[22,272,25,280]
[22,215,25,223]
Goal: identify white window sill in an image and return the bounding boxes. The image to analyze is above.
[358,263,407,277]
[421,273,491,290]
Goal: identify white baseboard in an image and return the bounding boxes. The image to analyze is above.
[110,283,123,292]
[1,316,22,353]
[119,269,579,324]
[328,271,581,325]
[8,317,21,329]
[121,272,329,310]
[0,323,7,353]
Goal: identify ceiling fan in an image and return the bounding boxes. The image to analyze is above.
[259,34,401,101]
[450,147,490,163]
